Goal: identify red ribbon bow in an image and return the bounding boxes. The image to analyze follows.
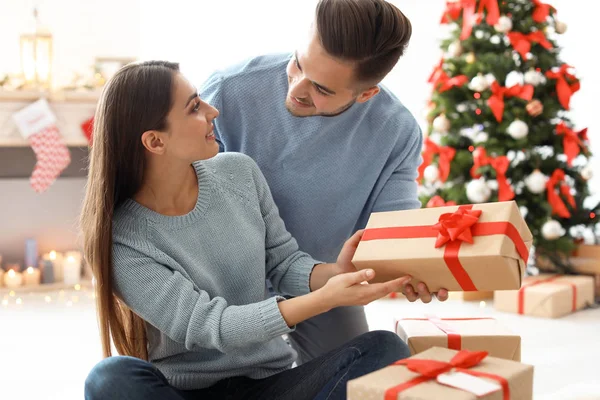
[546,169,576,218]
[556,122,588,166]
[434,208,482,248]
[428,59,468,92]
[428,59,445,84]
[417,138,457,183]
[487,82,534,122]
[438,73,469,93]
[440,0,500,40]
[546,65,580,110]
[471,147,515,201]
[426,195,457,208]
[385,350,510,400]
[532,0,554,23]
[507,31,553,59]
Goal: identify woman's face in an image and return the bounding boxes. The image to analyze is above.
[163,73,220,162]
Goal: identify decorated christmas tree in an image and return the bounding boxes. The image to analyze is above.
[419,0,599,272]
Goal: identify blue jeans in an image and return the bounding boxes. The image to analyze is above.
[84,330,409,400]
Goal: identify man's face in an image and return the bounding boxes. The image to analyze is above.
[285,30,378,117]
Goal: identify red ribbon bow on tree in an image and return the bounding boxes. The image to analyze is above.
[531,0,554,23]
[428,59,468,93]
[440,0,500,40]
[385,350,510,400]
[428,59,445,83]
[487,82,534,122]
[426,195,457,208]
[507,31,553,59]
[556,122,588,166]
[433,208,482,248]
[546,169,576,218]
[471,147,515,201]
[418,138,457,183]
[546,64,580,110]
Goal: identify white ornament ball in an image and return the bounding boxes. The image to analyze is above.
[542,220,565,240]
[525,170,548,194]
[490,35,502,45]
[433,114,451,133]
[474,131,489,144]
[456,103,469,113]
[487,179,499,191]
[494,16,513,33]
[466,179,492,203]
[505,70,524,87]
[507,120,529,140]
[423,165,440,183]
[519,206,529,219]
[524,69,544,86]
[469,74,489,92]
[581,164,594,181]
[555,20,568,34]
[448,41,464,57]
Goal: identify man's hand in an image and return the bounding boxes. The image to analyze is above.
[402,281,449,303]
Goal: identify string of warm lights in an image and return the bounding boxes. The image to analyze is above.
[1,283,95,309]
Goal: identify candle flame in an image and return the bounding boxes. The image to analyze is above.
[50,251,57,260]
[67,256,75,262]
[27,267,34,274]
[8,270,15,277]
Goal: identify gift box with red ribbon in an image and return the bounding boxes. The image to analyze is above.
[493,274,595,318]
[352,201,532,292]
[571,245,600,275]
[347,347,533,400]
[395,315,521,361]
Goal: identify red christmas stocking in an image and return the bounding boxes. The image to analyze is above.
[13,99,71,193]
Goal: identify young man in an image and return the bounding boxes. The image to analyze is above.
[200,0,449,365]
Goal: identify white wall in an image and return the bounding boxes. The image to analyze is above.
[0,0,141,88]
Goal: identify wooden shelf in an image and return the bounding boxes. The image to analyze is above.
[0,89,101,103]
[0,137,89,147]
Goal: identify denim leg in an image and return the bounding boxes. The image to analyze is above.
[238,330,410,400]
[84,356,186,400]
[287,305,369,365]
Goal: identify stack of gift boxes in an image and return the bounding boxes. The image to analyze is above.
[346,201,596,399]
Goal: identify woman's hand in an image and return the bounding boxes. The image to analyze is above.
[316,269,411,311]
[333,229,449,303]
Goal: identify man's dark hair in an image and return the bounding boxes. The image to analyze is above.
[315,0,412,85]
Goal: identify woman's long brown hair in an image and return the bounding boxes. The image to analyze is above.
[80,61,179,360]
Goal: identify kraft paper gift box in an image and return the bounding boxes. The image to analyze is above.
[347,347,533,400]
[352,201,533,292]
[493,274,595,318]
[396,315,521,361]
[537,244,600,275]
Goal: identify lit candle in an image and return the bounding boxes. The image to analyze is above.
[4,270,23,288]
[40,258,54,284]
[43,251,64,282]
[23,266,41,286]
[63,252,82,285]
[24,239,38,272]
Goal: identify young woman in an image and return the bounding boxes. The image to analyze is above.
[81,60,412,400]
